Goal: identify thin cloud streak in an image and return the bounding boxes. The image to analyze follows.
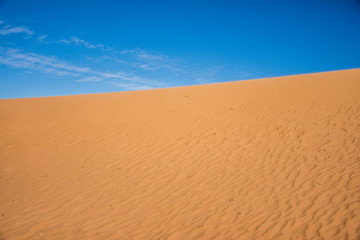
[108,82,154,91]
[59,37,105,49]
[121,48,180,72]
[0,47,163,90]
[0,25,34,35]
[37,35,47,42]
[76,76,104,82]
[78,71,160,88]
[0,48,87,76]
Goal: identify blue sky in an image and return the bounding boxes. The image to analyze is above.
[1,0,360,99]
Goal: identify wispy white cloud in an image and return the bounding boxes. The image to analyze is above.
[77,71,162,90]
[120,48,231,85]
[0,47,90,75]
[0,17,237,91]
[95,71,155,84]
[76,76,104,82]
[0,25,34,36]
[0,47,162,91]
[78,71,159,89]
[37,34,47,42]
[190,66,224,84]
[0,20,217,86]
[108,82,154,91]
[121,48,180,72]
[58,37,105,49]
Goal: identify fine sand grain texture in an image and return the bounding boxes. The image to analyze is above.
[1,68,360,239]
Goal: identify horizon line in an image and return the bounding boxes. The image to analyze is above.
[1,67,359,100]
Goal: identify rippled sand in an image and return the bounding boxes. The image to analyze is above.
[1,69,359,239]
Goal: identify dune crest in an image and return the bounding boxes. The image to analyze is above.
[1,69,360,239]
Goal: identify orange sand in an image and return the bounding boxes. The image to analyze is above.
[1,69,360,239]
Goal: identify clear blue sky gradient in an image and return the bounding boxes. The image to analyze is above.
[1,0,360,98]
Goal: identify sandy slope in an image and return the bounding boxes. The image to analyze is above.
[1,69,360,240]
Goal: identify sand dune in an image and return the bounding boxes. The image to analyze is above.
[1,69,360,239]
